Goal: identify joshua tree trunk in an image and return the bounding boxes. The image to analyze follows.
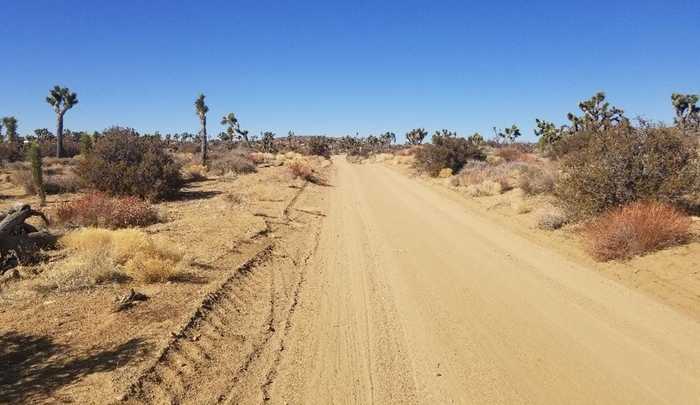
[200,116,208,165]
[56,112,65,158]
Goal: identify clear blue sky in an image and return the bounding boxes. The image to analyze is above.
[2,0,699,142]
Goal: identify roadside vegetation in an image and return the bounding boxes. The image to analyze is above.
[341,91,700,261]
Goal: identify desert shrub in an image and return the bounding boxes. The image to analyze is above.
[414,133,485,176]
[307,136,331,159]
[210,152,256,175]
[518,165,556,195]
[556,127,698,218]
[536,207,568,230]
[248,152,274,164]
[54,193,159,228]
[9,169,34,194]
[0,143,23,162]
[78,127,183,201]
[287,159,314,180]
[79,133,93,155]
[494,146,524,162]
[584,201,691,261]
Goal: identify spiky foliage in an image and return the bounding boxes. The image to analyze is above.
[534,119,564,156]
[379,131,396,147]
[671,93,700,133]
[194,94,209,164]
[27,142,45,205]
[46,85,78,158]
[220,112,239,143]
[494,125,521,143]
[260,131,276,152]
[467,132,484,145]
[406,128,428,145]
[2,116,18,143]
[566,92,628,133]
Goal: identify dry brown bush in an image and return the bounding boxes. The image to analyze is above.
[287,159,314,181]
[536,207,568,230]
[54,193,159,228]
[494,146,524,162]
[209,151,257,175]
[518,165,556,195]
[583,201,691,261]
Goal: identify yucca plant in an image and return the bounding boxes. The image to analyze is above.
[27,142,45,205]
[195,94,209,164]
[46,85,78,158]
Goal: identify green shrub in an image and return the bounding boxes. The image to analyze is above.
[555,127,698,218]
[414,131,485,176]
[79,127,183,200]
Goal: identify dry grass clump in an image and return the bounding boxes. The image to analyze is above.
[454,161,513,193]
[583,201,691,261]
[54,193,159,228]
[182,164,208,181]
[249,152,274,164]
[536,207,568,230]
[438,168,453,178]
[43,228,186,288]
[287,159,314,181]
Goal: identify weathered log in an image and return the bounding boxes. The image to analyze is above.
[0,204,49,238]
[0,231,57,254]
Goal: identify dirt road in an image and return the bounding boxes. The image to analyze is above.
[125,158,700,405]
[264,158,700,404]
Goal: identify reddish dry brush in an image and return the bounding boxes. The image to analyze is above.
[54,193,159,229]
[584,201,691,261]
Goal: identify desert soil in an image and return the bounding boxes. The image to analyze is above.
[4,157,700,404]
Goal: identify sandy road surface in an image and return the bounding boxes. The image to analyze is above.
[264,158,700,404]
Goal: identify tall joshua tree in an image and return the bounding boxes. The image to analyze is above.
[194,94,209,164]
[2,116,18,143]
[671,93,700,133]
[406,128,428,145]
[220,112,239,145]
[46,86,78,157]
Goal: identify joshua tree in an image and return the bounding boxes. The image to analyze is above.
[566,91,627,133]
[194,94,209,164]
[467,132,484,145]
[671,93,700,133]
[534,118,564,156]
[2,116,18,143]
[46,85,78,158]
[380,131,396,148]
[220,112,240,145]
[0,120,3,142]
[260,131,276,152]
[493,125,521,143]
[406,128,428,145]
[27,142,45,205]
